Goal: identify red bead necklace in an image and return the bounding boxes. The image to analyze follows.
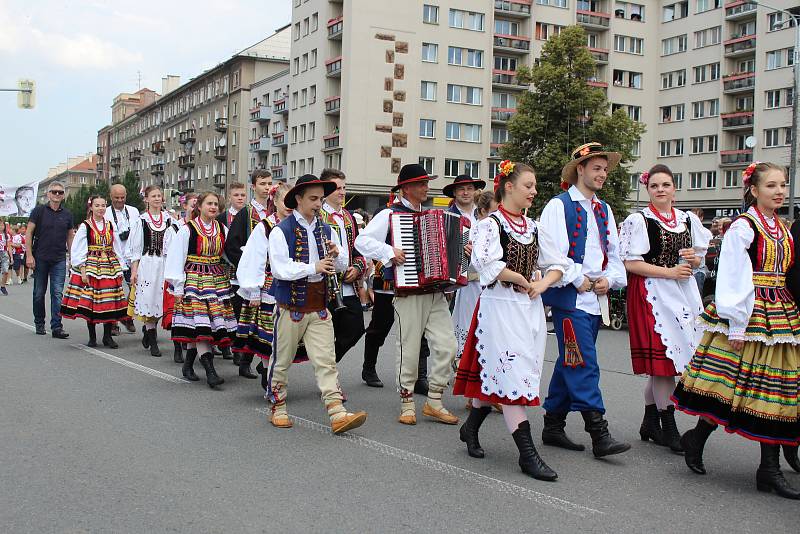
[148,209,164,228]
[498,203,527,234]
[648,203,678,229]
[197,217,215,237]
[89,217,108,245]
[754,207,782,239]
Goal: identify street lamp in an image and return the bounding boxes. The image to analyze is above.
[746,1,800,219]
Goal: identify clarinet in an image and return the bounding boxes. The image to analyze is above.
[316,215,347,311]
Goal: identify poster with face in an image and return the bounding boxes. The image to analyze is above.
[0,180,41,217]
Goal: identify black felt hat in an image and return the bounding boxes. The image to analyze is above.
[285,174,337,209]
[442,174,487,198]
[391,164,435,192]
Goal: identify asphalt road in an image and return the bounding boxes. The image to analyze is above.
[0,284,797,533]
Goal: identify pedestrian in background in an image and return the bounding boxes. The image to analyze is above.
[0,222,11,295]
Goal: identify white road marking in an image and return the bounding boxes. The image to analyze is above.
[0,313,187,385]
[255,407,602,518]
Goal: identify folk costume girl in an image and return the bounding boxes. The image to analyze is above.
[128,186,174,358]
[618,165,709,453]
[672,162,800,500]
[61,195,128,348]
[454,161,568,482]
[164,192,236,389]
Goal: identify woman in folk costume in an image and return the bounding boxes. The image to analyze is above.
[61,195,128,348]
[618,164,710,453]
[128,185,174,358]
[453,161,569,481]
[672,162,800,500]
[164,192,237,389]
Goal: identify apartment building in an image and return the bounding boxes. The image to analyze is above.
[97,30,291,205]
[37,155,99,203]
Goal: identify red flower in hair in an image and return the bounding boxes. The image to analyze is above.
[742,161,761,188]
[560,181,570,191]
[638,171,650,186]
[493,174,501,192]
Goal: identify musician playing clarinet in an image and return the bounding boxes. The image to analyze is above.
[267,174,368,434]
[318,169,367,362]
[356,164,460,426]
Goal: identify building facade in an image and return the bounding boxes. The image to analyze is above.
[38,155,99,203]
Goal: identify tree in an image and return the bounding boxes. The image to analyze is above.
[502,25,645,218]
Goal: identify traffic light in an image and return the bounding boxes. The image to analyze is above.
[17,79,35,109]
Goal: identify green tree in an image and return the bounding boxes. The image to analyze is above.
[502,25,645,218]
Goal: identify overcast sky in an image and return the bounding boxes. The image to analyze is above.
[0,0,291,185]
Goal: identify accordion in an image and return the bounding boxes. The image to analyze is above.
[389,210,470,294]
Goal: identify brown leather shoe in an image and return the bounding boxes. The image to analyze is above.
[331,411,368,434]
[423,403,460,425]
[271,413,293,428]
[398,412,417,425]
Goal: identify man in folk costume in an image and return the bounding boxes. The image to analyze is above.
[318,169,368,362]
[356,164,460,426]
[267,174,368,434]
[539,142,631,458]
[217,182,247,229]
[223,170,273,379]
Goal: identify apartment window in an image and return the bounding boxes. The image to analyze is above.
[421,81,437,101]
[663,1,689,22]
[311,13,318,32]
[675,139,684,155]
[696,0,721,12]
[301,88,307,106]
[694,26,721,48]
[659,140,672,157]
[494,56,517,71]
[765,128,780,147]
[309,85,316,104]
[627,105,641,121]
[709,99,719,116]
[662,34,688,55]
[690,135,718,153]
[446,122,481,142]
[293,22,300,40]
[615,1,646,21]
[767,48,794,70]
[448,47,483,68]
[232,159,237,175]
[293,58,299,75]
[419,119,436,138]
[462,161,480,178]
[496,20,520,36]
[613,70,642,88]
[419,157,434,174]
[302,17,309,36]
[631,140,641,158]
[785,127,793,145]
[444,159,459,178]
[310,49,317,68]
[660,69,686,89]
[449,9,485,31]
[492,127,510,144]
[766,89,782,108]
[423,4,439,24]
[614,35,644,55]
[421,43,438,62]
[309,122,315,140]
[300,124,306,142]
[693,63,720,83]
[291,126,297,144]
[660,104,685,122]
[492,92,516,108]
[535,22,564,40]
[769,11,800,32]
[689,172,702,189]
[448,84,483,105]
[291,91,298,109]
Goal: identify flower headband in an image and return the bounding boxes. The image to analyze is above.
[638,171,650,186]
[742,161,761,188]
[494,160,516,191]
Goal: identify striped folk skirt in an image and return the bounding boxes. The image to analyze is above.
[170,260,236,346]
[61,252,127,324]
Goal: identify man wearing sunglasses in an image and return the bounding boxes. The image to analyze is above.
[25,182,75,338]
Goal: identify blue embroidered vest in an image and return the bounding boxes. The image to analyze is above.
[541,192,609,311]
[270,215,333,307]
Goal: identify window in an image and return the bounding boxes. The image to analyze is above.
[423,4,439,24]
[492,92,516,108]
[673,173,683,189]
[675,139,684,156]
[694,62,720,83]
[767,48,794,70]
[446,122,481,142]
[419,119,436,138]
[448,47,483,67]
[311,13,318,32]
[463,161,480,178]
[309,122,315,140]
[535,22,564,40]
[660,69,686,89]
[421,42,438,62]
[537,0,568,6]
[769,10,800,32]
[705,171,717,188]
[709,98,719,116]
[301,88,307,106]
[495,20,520,36]
[766,89,782,108]
[614,35,644,54]
[421,81,437,101]
[662,34,688,55]
[663,1,689,22]
[659,140,672,157]
[694,26,721,48]
[310,49,317,68]
[765,128,780,147]
[615,1,646,21]
[494,56,517,71]
[309,85,316,104]
[444,159,459,178]
[449,9,485,31]
[613,70,642,88]
[492,127,510,144]
[689,172,709,190]
[419,157,434,174]
[724,170,739,188]
[690,135,718,154]
[293,22,300,40]
[659,139,683,157]
[628,105,641,121]
[448,84,483,105]
[696,0,721,13]
[785,127,793,146]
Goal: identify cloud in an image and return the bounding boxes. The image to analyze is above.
[30,29,143,69]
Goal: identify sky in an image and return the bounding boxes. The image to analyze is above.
[0,0,291,185]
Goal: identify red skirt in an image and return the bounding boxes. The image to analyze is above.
[626,273,678,376]
[452,300,540,407]
[161,282,175,330]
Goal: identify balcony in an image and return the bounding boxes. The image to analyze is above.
[491,107,516,123]
[272,133,288,148]
[721,111,754,130]
[129,149,142,161]
[178,154,195,168]
[250,105,271,122]
[493,34,531,54]
[179,129,196,143]
[327,16,343,40]
[588,47,609,64]
[490,143,504,158]
[151,140,165,154]
[494,0,531,18]
[96,146,104,156]
[96,162,104,172]
[273,98,287,115]
[271,165,286,180]
[215,117,227,132]
[177,180,192,192]
[720,149,753,166]
[587,79,609,89]
[725,1,757,20]
[322,133,341,152]
[492,69,529,90]
[250,137,271,153]
[724,34,756,57]
[325,96,341,115]
[214,146,227,160]
[722,72,755,94]
[576,10,611,30]
[110,156,121,167]
[151,163,165,175]
[326,56,343,78]
[213,173,226,187]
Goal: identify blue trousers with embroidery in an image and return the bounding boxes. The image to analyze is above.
[543,308,605,414]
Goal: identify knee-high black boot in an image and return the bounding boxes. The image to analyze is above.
[756,443,800,499]
[512,421,558,481]
[639,404,664,445]
[147,328,161,357]
[182,348,199,381]
[782,445,800,473]
[542,412,585,451]
[172,340,184,363]
[199,352,224,388]
[102,323,118,349]
[459,406,492,458]
[581,411,631,458]
[680,419,717,474]
[659,406,684,453]
[87,322,97,347]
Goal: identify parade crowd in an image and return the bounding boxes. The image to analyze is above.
[14,142,800,500]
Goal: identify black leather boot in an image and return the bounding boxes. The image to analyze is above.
[782,445,800,473]
[541,412,585,451]
[581,411,631,458]
[659,406,684,453]
[141,325,149,348]
[145,329,161,357]
[102,323,118,349]
[239,359,257,379]
[639,404,664,445]
[87,322,97,348]
[221,346,233,360]
[199,352,224,388]
[459,405,492,458]
[232,350,241,365]
[182,348,199,381]
[680,418,716,474]
[512,421,557,481]
[172,340,184,363]
[756,443,800,499]
[362,367,384,388]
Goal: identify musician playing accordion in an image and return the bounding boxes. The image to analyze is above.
[355,164,460,426]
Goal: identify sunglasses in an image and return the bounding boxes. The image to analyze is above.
[49,190,65,195]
